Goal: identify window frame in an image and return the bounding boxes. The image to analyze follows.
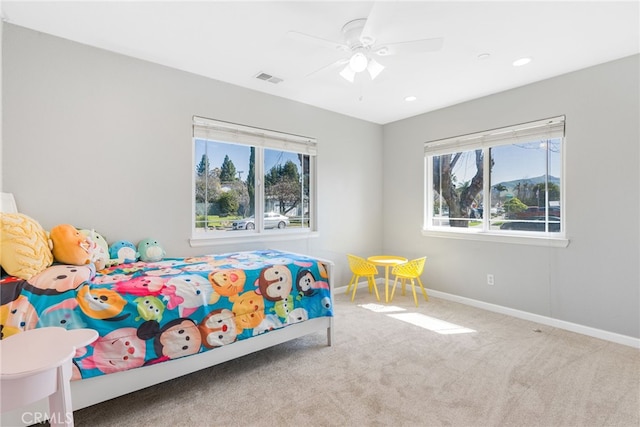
[423,116,569,248]
[190,116,318,247]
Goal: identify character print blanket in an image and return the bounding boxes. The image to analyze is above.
[0,250,333,379]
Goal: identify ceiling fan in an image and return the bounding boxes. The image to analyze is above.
[288,4,444,83]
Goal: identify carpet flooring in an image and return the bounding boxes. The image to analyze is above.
[70,286,640,427]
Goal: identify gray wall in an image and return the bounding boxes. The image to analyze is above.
[383,55,639,338]
[1,24,384,285]
[3,24,639,339]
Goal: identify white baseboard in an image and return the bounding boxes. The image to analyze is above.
[336,281,640,349]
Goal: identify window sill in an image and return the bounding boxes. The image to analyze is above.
[190,229,319,248]
[422,229,569,248]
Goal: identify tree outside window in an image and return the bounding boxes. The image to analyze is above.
[194,140,313,232]
[426,117,564,237]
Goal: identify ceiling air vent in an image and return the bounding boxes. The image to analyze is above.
[255,72,283,84]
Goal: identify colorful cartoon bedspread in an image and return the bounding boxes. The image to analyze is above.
[0,250,333,380]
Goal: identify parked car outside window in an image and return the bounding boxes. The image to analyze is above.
[232,212,289,230]
[514,206,561,219]
[500,216,561,232]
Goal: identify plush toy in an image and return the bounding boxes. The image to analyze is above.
[109,240,139,264]
[50,224,95,266]
[137,238,166,262]
[0,212,53,279]
[79,229,111,270]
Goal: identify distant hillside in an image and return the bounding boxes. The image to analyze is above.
[496,175,560,192]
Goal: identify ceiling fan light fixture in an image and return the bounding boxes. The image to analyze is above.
[349,52,368,73]
[339,64,356,83]
[367,57,385,80]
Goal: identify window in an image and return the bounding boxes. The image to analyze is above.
[192,116,316,241]
[424,116,566,245]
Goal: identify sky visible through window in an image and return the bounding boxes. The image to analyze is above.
[451,139,561,185]
[195,139,301,177]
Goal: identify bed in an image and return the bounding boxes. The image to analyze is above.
[0,248,334,425]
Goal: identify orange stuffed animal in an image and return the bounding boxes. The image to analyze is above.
[50,224,94,266]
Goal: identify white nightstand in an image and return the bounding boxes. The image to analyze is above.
[0,327,98,426]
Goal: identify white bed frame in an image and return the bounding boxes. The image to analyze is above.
[2,255,334,426]
[74,316,333,409]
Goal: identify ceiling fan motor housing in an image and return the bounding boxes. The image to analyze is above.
[341,18,372,49]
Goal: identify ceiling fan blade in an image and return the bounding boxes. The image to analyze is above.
[374,37,444,56]
[305,57,349,78]
[360,1,398,47]
[287,31,349,52]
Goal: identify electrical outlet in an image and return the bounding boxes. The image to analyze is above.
[487,274,494,285]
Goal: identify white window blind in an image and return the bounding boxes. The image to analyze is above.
[424,116,565,155]
[193,116,317,155]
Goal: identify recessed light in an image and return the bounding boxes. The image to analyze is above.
[513,57,532,67]
[405,96,417,102]
[477,53,491,60]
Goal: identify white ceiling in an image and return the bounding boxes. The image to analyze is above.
[2,1,639,124]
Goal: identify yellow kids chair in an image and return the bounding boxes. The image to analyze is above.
[390,256,428,306]
[346,254,380,302]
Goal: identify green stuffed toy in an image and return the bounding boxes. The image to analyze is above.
[137,238,166,262]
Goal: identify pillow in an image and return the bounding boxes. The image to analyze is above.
[0,213,53,279]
